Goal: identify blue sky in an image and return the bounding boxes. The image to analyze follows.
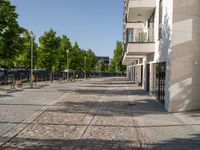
[11,0,123,58]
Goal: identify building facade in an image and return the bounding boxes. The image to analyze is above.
[96,56,110,65]
[123,0,200,112]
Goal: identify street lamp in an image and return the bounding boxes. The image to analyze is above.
[98,60,101,78]
[84,56,87,79]
[30,31,35,88]
[66,49,69,82]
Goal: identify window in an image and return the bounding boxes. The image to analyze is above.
[148,11,155,42]
[148,11,155,29]
[127,28,133,42]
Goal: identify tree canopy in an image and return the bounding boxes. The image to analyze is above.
[58,35,72,71]
[14,29,38,69]
[85,49,97,72]
[109,41,126,72]
[0,0,24,66]
[0,1,106,74]
[37,29,60,72]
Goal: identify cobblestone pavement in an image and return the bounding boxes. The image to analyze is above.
[0,78,200,150]
[0,78,143,150]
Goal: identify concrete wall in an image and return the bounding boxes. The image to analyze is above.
[127,65,135,81]
[168,0,200,112]
[157,0,173,111]
[127,66,132,80]
[124,0,200,112]
[146,0,173,110]
[129,0,156,8]
[135,65,142,84]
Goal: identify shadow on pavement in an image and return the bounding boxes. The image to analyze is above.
[57,88,147,96]
[0,84,49,97]
[80,85,136,88]
[47,99,166,117]
[149,134,200,150]
[23,84,49,90]
[1,77,200,150]
[88,81,135,85]
[1,138,139,150]
[2,134,200,150]
[0,89,23,96]
[0,94,13,98]
[185,110,200,118]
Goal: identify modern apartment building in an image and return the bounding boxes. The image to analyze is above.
[123,0,200,112]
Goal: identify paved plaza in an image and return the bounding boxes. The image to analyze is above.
[0,78,199,150]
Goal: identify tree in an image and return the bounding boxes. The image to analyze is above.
[85,49,97,72]
[37,29,60,81]
[58,35,72,71]
[14,29,38,69]
[97,59,106,72]
[112,41,126,72]
[69,42,85,72]
[108,59,115,73]
[0,0,24,66]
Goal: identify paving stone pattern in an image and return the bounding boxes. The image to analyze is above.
[0,78,200,150]
[1,78,143,150]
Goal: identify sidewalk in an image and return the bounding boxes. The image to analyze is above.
[125,83,200,149]
[0,77,199,150]
[0,78,82,95]
[0,81,49,94]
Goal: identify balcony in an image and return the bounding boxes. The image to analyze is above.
[122,28,155,65]
[126,28,155,55]
[127,28,154,42]
[126,0,156,22]
[122,51,144,65]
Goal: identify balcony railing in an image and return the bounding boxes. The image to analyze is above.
[126,28,154,43]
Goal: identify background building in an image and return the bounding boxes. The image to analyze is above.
[96,56,110,65]
[122,0,200,112]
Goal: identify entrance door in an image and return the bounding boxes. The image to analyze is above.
[146,64,150,92]
[133,66,135,83]
[141,65,143,86]
[155,62,166,105]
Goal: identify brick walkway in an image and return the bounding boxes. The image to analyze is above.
[0,78,200,150]
[0,78,143,150]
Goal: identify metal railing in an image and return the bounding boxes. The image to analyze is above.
[126,28,154,43]
[0,70,127,86]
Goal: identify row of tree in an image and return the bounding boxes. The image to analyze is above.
[0,0,126,75]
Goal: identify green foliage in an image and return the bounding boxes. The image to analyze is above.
[97,59,106,72]
[29,31,98,74]
[14,29,38,69]
[69,42,84,72]
[0,0,24,66]
[0,1,99,72]
[110,41,126,72]
[37,29,60,72]
[85,49,97,71]
[58,35,72,71]
[108,59,115,72]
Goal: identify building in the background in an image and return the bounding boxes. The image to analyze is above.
[96,56,110,65]
[122,0,200,112]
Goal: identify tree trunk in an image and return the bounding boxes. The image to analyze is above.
[50,71,53,83]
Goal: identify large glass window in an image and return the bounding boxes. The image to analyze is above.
[148,11,155,42]
[148,11,155,28]
[127,28,133,42]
